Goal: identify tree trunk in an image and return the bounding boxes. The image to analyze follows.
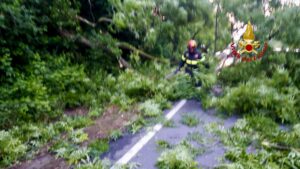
[214,1,220,53]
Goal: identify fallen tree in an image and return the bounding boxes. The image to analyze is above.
[73,15,167,65]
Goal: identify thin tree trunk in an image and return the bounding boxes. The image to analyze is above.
[214,1,220,53]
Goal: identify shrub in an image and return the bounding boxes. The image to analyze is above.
[216,78,298,123]
[0,131,27,167]
[0,77,52,128]
[116,69,155,100]
[218,61,263,86]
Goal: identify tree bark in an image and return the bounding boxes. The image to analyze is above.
[58,30,94,48]
[98,17,113,24]
[76,15,96,27]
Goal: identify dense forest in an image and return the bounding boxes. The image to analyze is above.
[0,0,299,168]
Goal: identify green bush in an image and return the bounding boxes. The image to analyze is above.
[218,61,263,86]
[0,77,52,128]
[285,53,300,88]
[117,70,155,99]
[0,131,27,167]
[216,78,299,123]
[44,56,93,108]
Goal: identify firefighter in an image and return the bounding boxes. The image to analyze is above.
[175,40,205,86]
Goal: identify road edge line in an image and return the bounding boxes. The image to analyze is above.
[111,99,187,168]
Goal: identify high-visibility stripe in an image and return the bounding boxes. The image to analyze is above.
[186,59,198,65]
[182,54,205,65]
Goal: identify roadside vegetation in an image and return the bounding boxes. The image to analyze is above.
[1,0,299,168]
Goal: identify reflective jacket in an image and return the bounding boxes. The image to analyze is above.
[178,49,205,69]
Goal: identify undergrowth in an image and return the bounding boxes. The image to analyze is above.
[156,141,199,169]
[213,52,300,168]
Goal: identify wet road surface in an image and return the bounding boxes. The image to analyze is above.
[103,100,239,169]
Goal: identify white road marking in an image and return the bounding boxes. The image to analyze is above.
[111,100,187,168]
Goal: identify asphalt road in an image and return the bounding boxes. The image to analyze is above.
[103,100,238,169]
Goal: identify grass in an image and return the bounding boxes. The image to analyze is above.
[186,131,204,145]
[88,139,109,157]
[180,114,200,127]
[163,119,176,128]
[156,140,172,150]
[128,117,145,134]
[156,143,198,169]
[109,129,123,141]
[112,162,141,169]
[204,121,225,136]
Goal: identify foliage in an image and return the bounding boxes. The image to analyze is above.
[165,73,198,99]
[70,129,89,144]
[180,114,200,127]
[51,131,108,165]
[139,100,162,117]
[216,52,300,124]
[109,0,219,58]
[88,139,109,158]
[109,129,123,141]
[216,78,298,123]
[163,119,176,128]
[220,0,300,48]
[128,116,146,134]
[88,107,103,118]
[0,114,95,168]
[156,144,198,169]
[0,131,27,167]
[68,147,90,165]
[75,157,110,169]
[218,117,299,168]
[186,131,204,145]
[215,116,300,169]
[156,140,172,150]
[1,0,299,168]
[112,162,141,169]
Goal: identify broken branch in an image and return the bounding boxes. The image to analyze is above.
[76,15,96,27]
